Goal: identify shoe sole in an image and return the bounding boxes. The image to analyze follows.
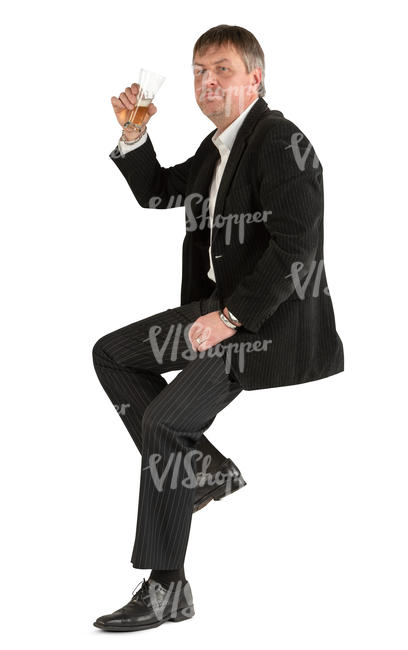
[193,475,247,513]
[93,606,195,631]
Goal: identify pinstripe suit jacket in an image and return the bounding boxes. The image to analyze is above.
[109,96,344,390]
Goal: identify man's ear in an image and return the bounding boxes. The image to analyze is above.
[252,67,262,92]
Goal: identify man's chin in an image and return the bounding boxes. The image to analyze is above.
[202,108,224,119]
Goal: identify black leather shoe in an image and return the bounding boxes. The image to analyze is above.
[93,578,194,631]
[193,458,246,513]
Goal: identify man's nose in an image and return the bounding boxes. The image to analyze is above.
[203,69,218,87]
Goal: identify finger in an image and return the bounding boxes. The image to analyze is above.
[111,96,125,111]
[189,327,204,351]
[124,86,138,104]
[188,325,199,347]
[189,322,202,341]
[137,102,157,129]
[119,91,134,110]
[130,82,140,95]
[201,327,211,340]
[192,327,211,351]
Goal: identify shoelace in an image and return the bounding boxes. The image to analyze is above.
[131,578,148,601]
[131,578,161,604]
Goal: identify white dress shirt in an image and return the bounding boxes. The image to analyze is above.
[116,96,260,284]
[206,96,259,282]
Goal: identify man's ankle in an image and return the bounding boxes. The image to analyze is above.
[149,567,186,588]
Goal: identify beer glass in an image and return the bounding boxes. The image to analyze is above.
[124,68,166,128]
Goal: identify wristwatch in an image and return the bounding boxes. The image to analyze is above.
[218,310,237,329]
[226,308,240,324]
[120,125,147,146]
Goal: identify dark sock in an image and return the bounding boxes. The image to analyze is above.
[149,566,186,588]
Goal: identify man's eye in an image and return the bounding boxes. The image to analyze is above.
[194,67,229,75]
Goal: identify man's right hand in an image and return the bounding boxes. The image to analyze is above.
[111,82,157,139]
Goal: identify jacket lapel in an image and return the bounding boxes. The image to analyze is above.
[211,97,270,245]
[191,140,219,233]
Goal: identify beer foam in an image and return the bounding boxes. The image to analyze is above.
[136,98,151,107]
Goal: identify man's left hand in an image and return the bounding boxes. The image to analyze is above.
[189,310,238,352]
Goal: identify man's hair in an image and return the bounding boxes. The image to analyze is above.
[192,24,266,97]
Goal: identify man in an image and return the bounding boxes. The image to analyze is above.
[92,24,344,632]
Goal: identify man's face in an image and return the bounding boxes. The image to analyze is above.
[192,43,261,123]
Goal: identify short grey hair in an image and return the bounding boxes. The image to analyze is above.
[192,24,266,97]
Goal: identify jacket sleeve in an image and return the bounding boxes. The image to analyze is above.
[224,126,322,334]
[109,133,195,209]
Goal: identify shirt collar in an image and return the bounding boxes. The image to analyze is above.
[211,96,259,154]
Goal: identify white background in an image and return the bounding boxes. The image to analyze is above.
[1,1,407,648]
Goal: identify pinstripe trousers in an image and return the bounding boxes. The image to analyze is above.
[92,286,243,569]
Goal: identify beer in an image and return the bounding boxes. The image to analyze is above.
[115,69,165,128]
[126,98,151,127]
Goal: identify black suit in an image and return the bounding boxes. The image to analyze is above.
[109,96,344,390]
[95,97,345,569]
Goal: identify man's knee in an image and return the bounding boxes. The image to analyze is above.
[92,332,114,366]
